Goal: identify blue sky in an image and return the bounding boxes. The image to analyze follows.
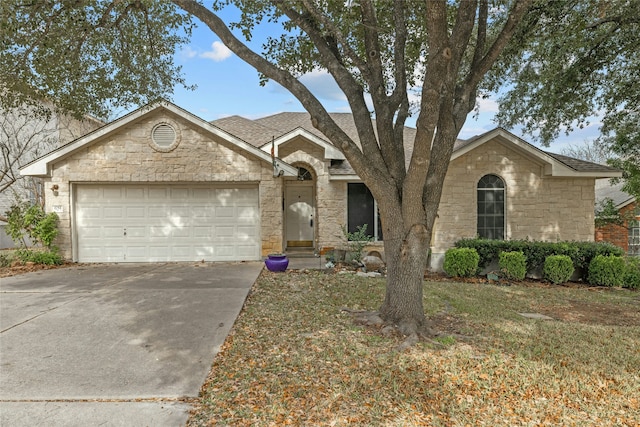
[170,18,602,154]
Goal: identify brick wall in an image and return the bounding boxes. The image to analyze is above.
[595,201,639,253]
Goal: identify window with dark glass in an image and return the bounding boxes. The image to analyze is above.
[347,183,382,241]
[477,174,505,240]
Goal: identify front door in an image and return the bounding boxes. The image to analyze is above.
[285,184,314,247]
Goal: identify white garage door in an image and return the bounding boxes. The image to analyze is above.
[75,184,260,262]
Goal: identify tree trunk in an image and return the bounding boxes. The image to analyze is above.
[379,223,432,336]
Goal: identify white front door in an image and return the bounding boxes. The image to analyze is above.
[285,184,314,247]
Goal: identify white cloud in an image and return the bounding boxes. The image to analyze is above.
[298,69,347,102]
[181,46,198,59]
[200,41,232,62]
[475,96,500,113]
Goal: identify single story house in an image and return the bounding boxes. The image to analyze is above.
[595,180,639,255]
[20,101,622,270]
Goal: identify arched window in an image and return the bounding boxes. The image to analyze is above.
[297,167,313,181]
[477,174,505,240]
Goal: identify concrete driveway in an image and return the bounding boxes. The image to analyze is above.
[0,262,263,426]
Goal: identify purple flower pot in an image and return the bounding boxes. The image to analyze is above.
[265,253,289,272]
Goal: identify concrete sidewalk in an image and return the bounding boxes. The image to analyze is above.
[0,262,263,427]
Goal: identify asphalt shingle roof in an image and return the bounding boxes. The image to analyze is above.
[542,152,621,174]
[213,112,621,177]
[595,179,635,207]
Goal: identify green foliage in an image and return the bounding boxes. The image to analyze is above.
[0,253,11,268]
[594,198,625,228]
[16,248,63,266]
[0,1,194,119]
[341,224,373,263]
[543,255,575,285]
[499,251,527,281]
[455,238,624,279]
[5,202,59,249]
[588,255,626,287]
[443,248,479,278]
[623,257,640,290]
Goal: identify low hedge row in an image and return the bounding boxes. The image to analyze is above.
[454,238,624,280]
[445,240,639,289]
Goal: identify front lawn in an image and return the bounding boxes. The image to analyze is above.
[188,270,639,426]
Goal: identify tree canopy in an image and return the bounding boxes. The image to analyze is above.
[493,0,640,198]
[0,0,193,120]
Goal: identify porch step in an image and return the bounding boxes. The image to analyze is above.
[285,247,317,258]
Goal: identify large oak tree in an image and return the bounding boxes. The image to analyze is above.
[3,0,637,336]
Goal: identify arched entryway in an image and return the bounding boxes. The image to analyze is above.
[284,166,315,249]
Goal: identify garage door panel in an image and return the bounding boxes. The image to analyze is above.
[216,206,235,218]
[237,226,257,237]
[125,187,145,199]
[149,226,171,237]
[148,207,168,218]
[126,227,146,238]
[126,246,148,259]
[76,184,260,262]
[80,227,102,238]
[149,246,170,258]
[103,187,123,200]
[80,206,101,219]
[148,187,168,199]
[170,188,190,199]
[125,206,145,218]
[103,226,125,238]
[236,245,259,257]
[171,227,190,238]
[103,207,124,219]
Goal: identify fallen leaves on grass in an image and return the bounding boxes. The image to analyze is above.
[188,270,640,427]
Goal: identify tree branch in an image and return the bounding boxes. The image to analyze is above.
[171,0,389,187]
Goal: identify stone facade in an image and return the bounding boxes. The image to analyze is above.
[43,110,284,260]
[431,140,597,269]
[24,103,617,266]
[279,136,347,253]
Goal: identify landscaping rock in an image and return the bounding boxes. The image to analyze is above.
[356,271,382,278]
[362,255,385,273]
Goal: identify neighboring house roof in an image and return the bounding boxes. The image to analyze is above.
[20,101,298,177]
[595,179,636,209]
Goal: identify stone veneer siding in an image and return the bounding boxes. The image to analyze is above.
[44,110,284,260]
[279,137,347,253]
[431,140,596,270]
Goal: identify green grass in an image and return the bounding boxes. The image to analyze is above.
[188,271,640,426]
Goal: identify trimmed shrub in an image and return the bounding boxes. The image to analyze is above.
[588,254,626,287]
[443,248,479,278]
[16,248,63,266]
[623,257,640,290]
[543,255,575,285]
[499,251,527,281]
[455,238,624,279]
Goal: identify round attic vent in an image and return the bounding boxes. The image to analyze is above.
[152,123,176,147]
